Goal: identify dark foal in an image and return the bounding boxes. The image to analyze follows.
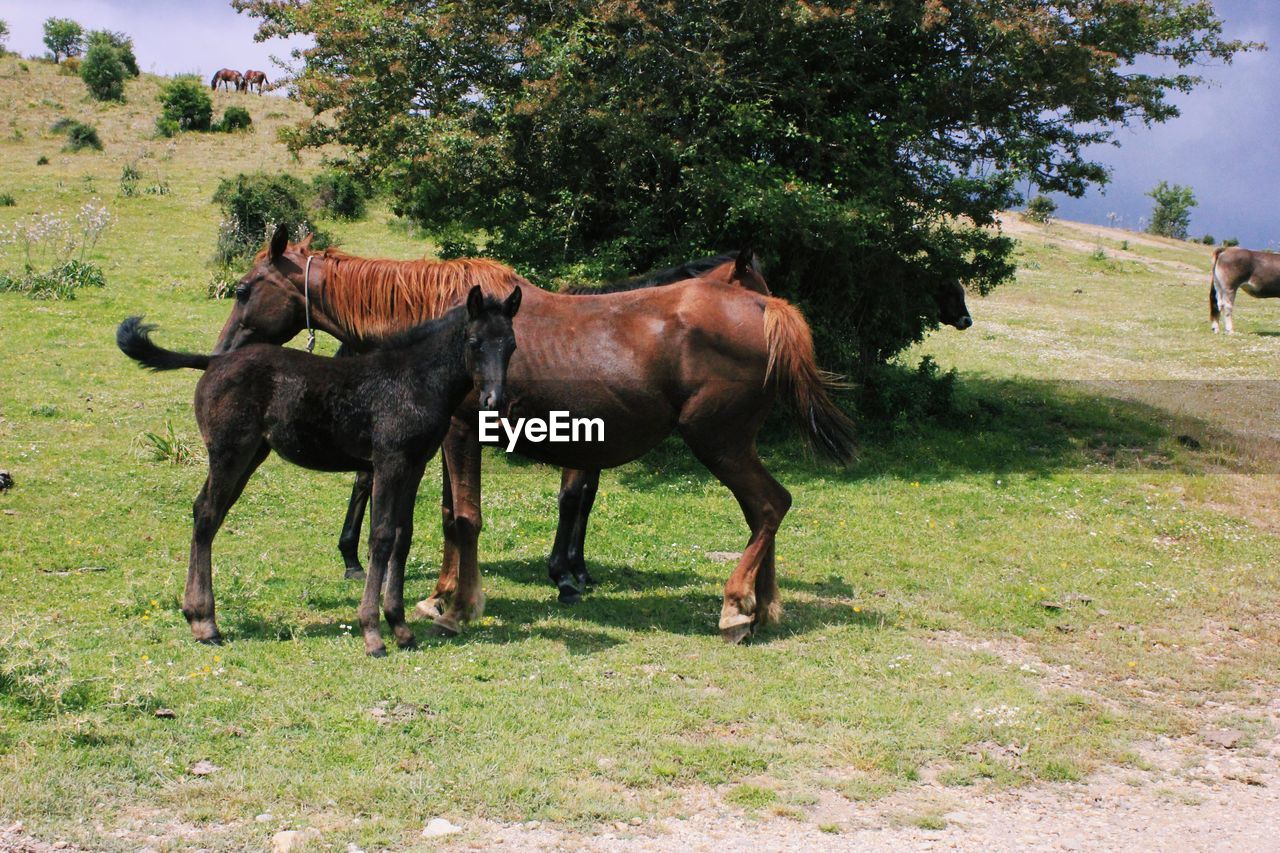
[117,285,522,655]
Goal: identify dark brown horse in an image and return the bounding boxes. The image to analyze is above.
[242,70,268,94]
[212,230,853,642]
[210,69,243,92]
[1210,246,1280,333]
[119,256,522,655]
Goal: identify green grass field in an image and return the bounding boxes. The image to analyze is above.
[2,59,1278,849]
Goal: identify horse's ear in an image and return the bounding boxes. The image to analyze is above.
[299,232,314,252]
[269,223,289,263]
[466,285,485,319]
[504,286,522,318]
[734,248,755,277]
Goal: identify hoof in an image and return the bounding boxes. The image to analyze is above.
[195,634,223,646]
[558,585,582,605]
[367,647,388,658]
[721,622,753,645]
[396,633,418,650]
[429,615,461,638]
[414,597,444,621]
[344,567,366,581]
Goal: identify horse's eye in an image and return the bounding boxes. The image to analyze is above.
[235,285,250,303]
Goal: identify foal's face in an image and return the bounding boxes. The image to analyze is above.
[465,286,522,412]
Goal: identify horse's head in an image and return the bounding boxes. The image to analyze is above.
[936,279,973,330]
[213,224,312,354]
[731,249,772,295]
[464,285,522,412]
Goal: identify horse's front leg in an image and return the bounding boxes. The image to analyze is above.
[338,472,371,580]
[548,468,601,602]
[417,419,484,634]
[361,459,420,656]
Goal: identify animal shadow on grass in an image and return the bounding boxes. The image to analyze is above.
[620,374,1220,492]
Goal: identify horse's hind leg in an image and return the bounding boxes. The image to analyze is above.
[186,441,269,644]
[548,468,599,602]
[369,458,427,653]
[338,472,371,580]
[681,431,791,644]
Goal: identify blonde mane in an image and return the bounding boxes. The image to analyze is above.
[304,247,527,342]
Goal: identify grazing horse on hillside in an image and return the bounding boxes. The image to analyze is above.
[1210,246,1280,333]
[243,70,268,94]
[211,69,243,92]
[212,227,854,642]
[118,260,522,655]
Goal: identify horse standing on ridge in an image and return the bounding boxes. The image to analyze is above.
[243,70,268,94]
[211,69,243,92]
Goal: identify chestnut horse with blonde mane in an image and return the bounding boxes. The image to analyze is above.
[213,226,853,642]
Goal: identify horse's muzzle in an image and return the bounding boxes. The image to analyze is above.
[954,315,973,330]
[478,389,505,412]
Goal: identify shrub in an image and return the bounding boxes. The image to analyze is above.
[80,43,127,102]
[1025,195,1057,225]
[158,77,212,131]
[36,155,49,166]
[59,57,80,76]
[0,193,14,207]
[1200,234,1215,245]
[119,163,141,196]
[312,169,367,220]
[0,259,106,300]
[211,172,328,266]
[153,116,179,138]
[856,356,959,430]
[215,106,252,133]
[1146,181,1196,240]
[85,30,138,77]
[61,120,102,152]
[1222,237,1239,248]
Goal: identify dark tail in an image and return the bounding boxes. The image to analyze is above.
[117,317,212,372]
[762,298,857,463]
[1210,247,1223,326]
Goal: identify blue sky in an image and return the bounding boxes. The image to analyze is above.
[3,1,1275,248]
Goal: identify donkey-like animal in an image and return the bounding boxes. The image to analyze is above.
[243,70,268,94]
[1210,246,1280,333]
[118,265,522,655]
[210,69,243,92]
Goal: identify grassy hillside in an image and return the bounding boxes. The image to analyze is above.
[2,58,1278,849]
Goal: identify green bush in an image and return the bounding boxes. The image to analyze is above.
[0,260,105,300]
[1200,234,1215,245]
[158,77,212,132]
[211,172,328,266]
[153,117,179,138]
[215,106,253,133]
[312,170,367,220]
[856,356,960,431]
[85,30,138,77]
[0,193,14,207]
[51,119,102,152]
[1025,195,1057,224]
[79,43,126,102]
[36,155,49,166]
[1222,238,1239,248]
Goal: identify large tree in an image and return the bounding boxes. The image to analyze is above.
[42,17,83,63]
[236,0,1251,369]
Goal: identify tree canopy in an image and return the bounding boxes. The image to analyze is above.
[43,17,83,63]
[236,0,1252,369]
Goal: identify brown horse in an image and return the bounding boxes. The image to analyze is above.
[312,250,762,593]
[1210,246,1280,333]
[243,70,269,94]
[211,69,243,92]
[213,229,853,642]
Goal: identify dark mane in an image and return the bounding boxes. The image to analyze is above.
[561,252,741,295]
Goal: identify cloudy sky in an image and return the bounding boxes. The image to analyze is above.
[3,1,1275,248]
